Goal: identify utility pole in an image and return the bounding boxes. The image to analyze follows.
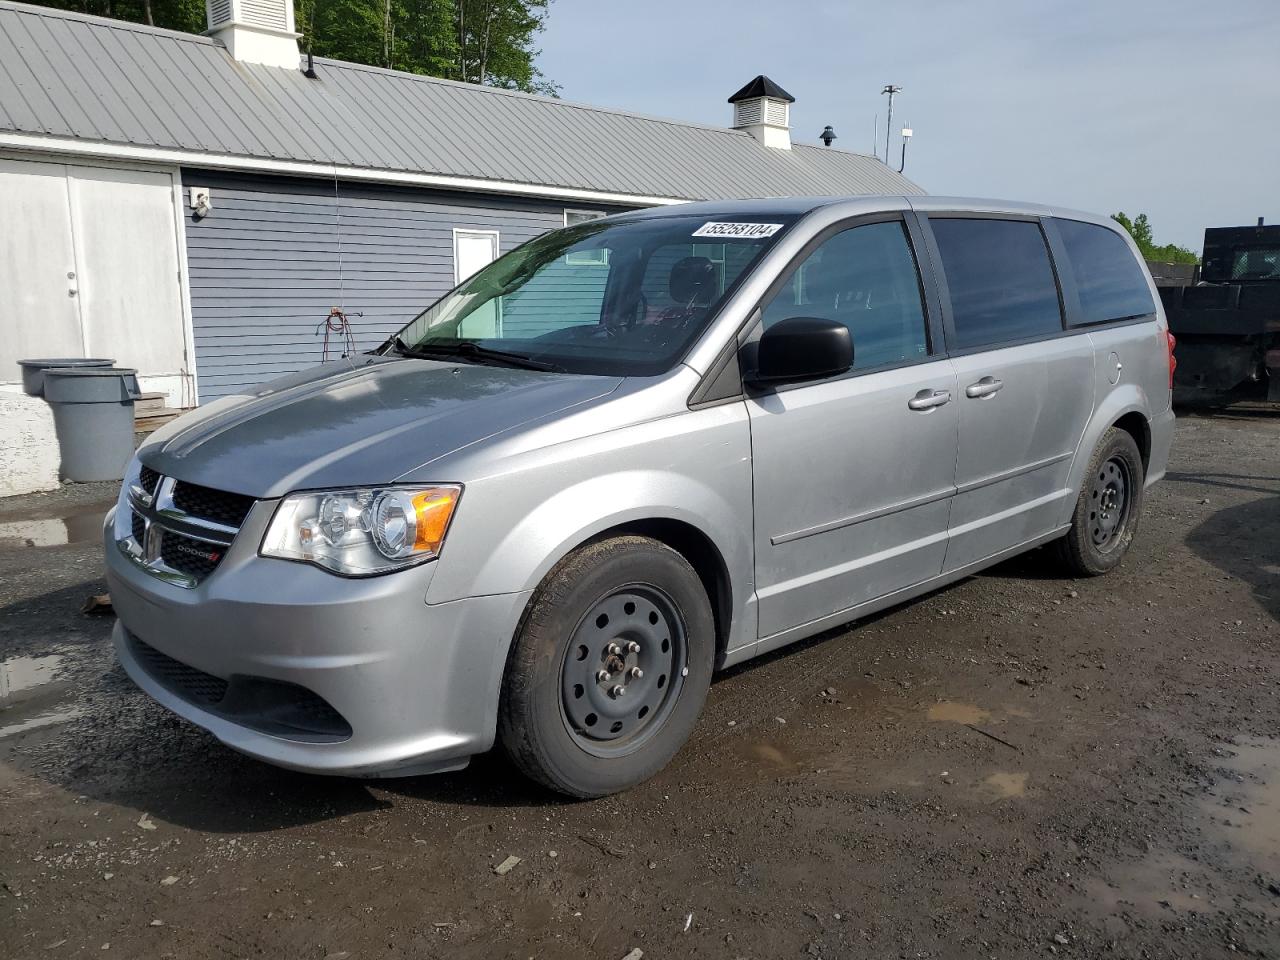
[881,84,902,164]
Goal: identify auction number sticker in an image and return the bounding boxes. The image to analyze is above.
[691,222,784,239]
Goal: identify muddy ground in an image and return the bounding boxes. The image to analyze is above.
[1,411,1277,960]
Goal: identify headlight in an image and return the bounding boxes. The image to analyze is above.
[260,485,461,576]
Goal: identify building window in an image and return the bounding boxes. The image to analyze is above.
[564,209,608,265]
[453,229,500,285]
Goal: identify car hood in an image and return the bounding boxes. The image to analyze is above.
[140,357,622,498]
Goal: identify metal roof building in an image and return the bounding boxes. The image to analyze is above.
[0,0,922,408]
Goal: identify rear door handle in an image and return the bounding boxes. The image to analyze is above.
[908,388,952,411]
[965,376,1004,399]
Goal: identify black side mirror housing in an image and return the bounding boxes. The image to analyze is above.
[747,316,853,386]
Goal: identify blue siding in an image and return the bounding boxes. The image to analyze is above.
[181,169,624,401]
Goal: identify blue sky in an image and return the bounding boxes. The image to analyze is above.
[536,0,1279,250]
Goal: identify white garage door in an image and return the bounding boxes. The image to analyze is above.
[0,157,192,405]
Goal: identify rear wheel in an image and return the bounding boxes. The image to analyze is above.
[498,536,714,798]
[1055,427,1145,576]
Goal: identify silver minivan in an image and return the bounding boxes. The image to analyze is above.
[105,196,1176,796]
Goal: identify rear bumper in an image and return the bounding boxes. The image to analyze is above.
[106,508,530,777]
[1145,405,1175,486]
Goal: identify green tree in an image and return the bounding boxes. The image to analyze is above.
[28,0,555,94]
[1112,212,1199,264]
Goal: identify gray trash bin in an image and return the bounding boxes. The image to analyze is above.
[42,367,141,482]
[18,357,116,397]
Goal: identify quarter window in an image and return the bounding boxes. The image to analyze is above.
[1053,218,1156,323]
[761,220,929,370]
[930,218,1063,349]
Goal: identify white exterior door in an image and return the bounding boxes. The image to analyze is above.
[0,156,191,405]
[0,158,83,366]
[66,166,187,379]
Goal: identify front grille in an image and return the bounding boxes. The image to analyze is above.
[127,635,352,742]
[159,531,226,581]
[172,481,255,528]
[122,474,255,588]
[139,465,161,496]
[130,636,229,705]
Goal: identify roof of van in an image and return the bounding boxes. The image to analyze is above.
[608,195,1118,226]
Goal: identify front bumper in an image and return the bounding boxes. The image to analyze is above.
[105,506,530,777]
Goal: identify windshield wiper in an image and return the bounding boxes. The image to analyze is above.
[397,340,565,373]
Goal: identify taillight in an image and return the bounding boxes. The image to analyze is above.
[1166,331,1177,390]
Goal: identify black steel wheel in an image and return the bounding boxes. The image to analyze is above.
[1088,456,1132,551]
[499,536,715,798]
[1056,426,1145,576]
[559,586,687,757]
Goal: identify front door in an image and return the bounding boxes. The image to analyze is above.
[924,216,1095,570]
[747,217,959,639]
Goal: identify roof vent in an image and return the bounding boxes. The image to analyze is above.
[728,75,795,150]
[205,0,300,69]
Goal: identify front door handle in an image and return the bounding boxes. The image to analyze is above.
[965,376,1004,399]
[908,388,952,411]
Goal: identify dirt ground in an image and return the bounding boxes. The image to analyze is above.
[1,411,1277,960]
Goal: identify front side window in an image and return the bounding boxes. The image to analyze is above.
[761,220,929,370]
[394,214,796,376]
[930,218,1063,350]
[1053,218,1155,323]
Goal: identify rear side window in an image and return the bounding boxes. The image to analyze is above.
[930,218,1063,350]
[1053,218,1156,323]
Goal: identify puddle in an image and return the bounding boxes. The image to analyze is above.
[0,654,81,740]
[1202,736,1280,873]
[0,654,65,701]
[927,701,990,724]
[0,706,86,739]
[0,502,111,547]
[982,771,1028,798]
[738,740,824,774]
[1084,850,1218,918]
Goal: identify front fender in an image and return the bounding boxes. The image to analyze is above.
[424,403,756,654]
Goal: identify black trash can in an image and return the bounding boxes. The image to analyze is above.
[42,367,141,482]
[18,357,116,397]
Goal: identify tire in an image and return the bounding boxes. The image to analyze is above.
[1054,427,1145,577]
[498,536,715,798]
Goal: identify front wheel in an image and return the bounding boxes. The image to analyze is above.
[498,536,715,798]
[1054,427,1145,576]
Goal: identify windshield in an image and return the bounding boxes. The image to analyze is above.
[392,214,797,375]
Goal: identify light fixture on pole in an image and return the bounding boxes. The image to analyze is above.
[899,125,913,173]
[881,84,902,164]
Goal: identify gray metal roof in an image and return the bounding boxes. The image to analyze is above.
[0,1,923,202]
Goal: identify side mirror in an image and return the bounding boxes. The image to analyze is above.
[747,316,853,386]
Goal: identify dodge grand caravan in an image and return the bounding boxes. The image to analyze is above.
[106,196,1175,797]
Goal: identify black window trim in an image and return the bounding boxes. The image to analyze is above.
[918,211,1078,357]
[1042,216,1159,329]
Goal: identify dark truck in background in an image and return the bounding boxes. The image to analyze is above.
[1155,219,1280,408]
